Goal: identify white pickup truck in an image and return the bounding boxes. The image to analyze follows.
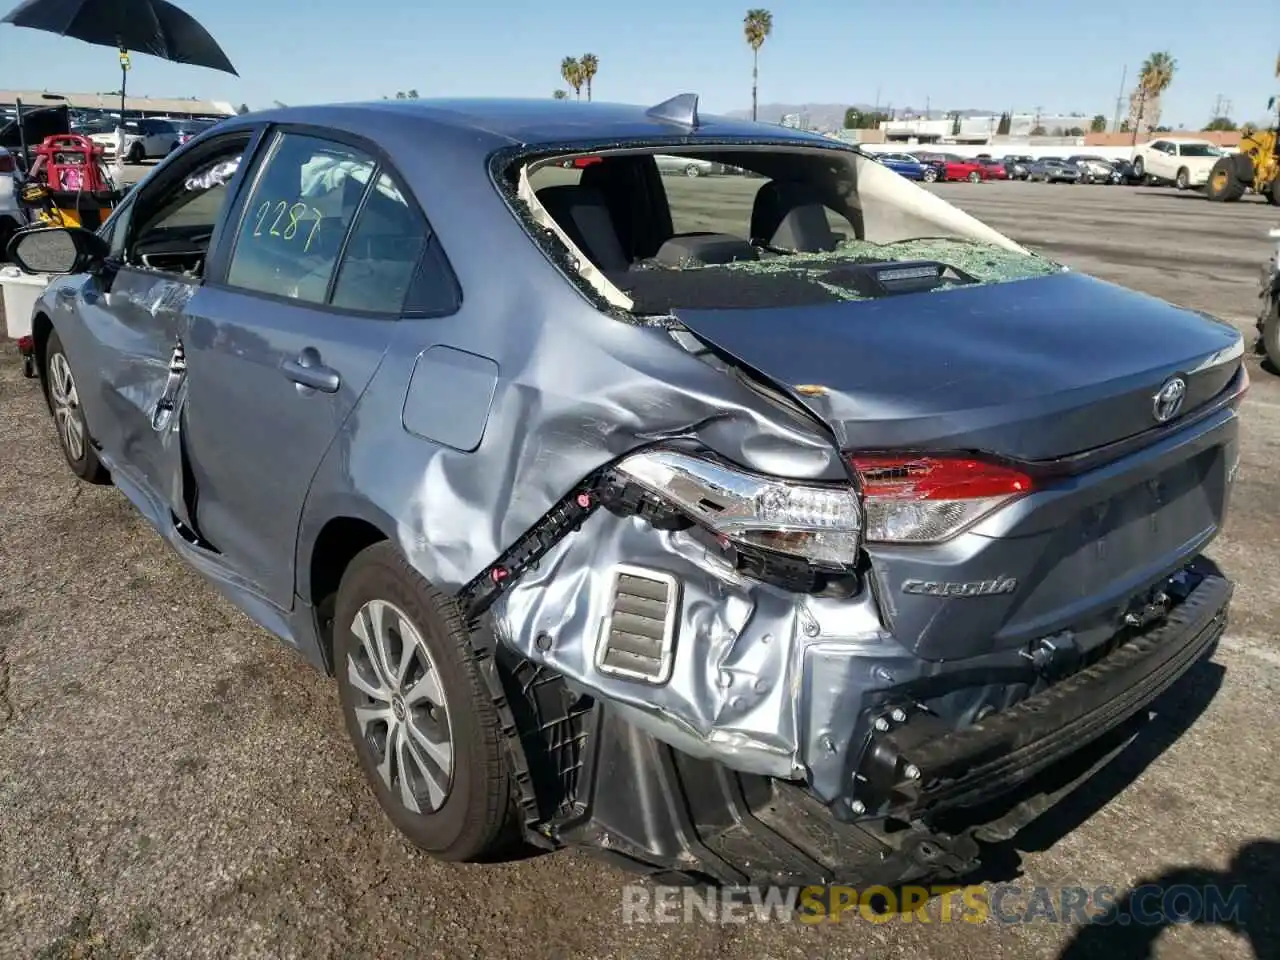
[1131,138,1227,190]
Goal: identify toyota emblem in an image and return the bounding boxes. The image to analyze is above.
[1152,376,1186,423]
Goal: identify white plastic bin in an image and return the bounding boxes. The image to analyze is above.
[1,265,50,341]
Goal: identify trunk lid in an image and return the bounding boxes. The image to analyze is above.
[675,271,1243,661]
[673,270,1242,463]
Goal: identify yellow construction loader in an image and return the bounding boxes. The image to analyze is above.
[1206,85,1279,203]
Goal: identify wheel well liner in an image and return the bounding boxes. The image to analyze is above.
[31,312,53,399]
[308,516,388,671]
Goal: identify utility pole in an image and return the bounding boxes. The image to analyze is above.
[1112,64,1127,132]
[925,95,930,118]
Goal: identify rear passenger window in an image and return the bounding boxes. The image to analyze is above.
[227,132,376,304]
[329,173,428,313]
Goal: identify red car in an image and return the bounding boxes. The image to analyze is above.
[973,156,1009,180]
[910,152,988,183]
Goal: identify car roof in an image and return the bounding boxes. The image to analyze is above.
[218,97,840,154]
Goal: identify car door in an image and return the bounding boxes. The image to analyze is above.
[64,130,258,523]
[1146,141,1171,178]
[179,127,429,608]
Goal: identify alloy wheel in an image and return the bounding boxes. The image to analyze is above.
[346,598,454,813]
[49,352,85,463]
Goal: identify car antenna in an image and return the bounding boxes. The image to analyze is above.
[646,93,700,130]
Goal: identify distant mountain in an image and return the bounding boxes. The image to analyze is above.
[724,102,1000,128]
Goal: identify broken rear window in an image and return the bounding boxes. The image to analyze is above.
[516,144,1062,315]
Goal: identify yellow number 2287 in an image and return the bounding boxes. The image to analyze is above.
[252,199,325,253]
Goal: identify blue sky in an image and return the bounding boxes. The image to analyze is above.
[2,0,1276,127]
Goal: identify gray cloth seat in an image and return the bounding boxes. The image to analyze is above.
[749,179,840,253]
[535,184,631,273]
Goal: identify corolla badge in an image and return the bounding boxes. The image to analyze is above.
[902,577,1018,598]
[1152,376,1186,423]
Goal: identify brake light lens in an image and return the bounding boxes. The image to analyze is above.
[849,455,1035,543]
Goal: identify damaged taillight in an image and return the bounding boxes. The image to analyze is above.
[849,454,1035,543]
[612,449,863,567]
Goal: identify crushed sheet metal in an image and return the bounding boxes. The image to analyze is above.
[493,506,890,785]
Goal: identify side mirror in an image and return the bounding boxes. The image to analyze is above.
[5,226,109,276]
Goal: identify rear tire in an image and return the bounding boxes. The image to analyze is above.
[43,331,110,484]
[334,542,515,861]
[922,166,938,183]
[1263,299,1280,370]
[127,142,144,164]
[1206,157,1246,202]
[967,170,981,183]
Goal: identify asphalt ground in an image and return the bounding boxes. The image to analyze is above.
[1,175,1278,959]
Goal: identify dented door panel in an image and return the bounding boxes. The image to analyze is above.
[72,266,197,519]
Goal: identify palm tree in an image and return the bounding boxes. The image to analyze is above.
[1139,51,1177,98]
[553,89,568,100]
[743,9,773,122]
[579,53,599,102]
[1128,51,1176,142]
[561,56,583,100]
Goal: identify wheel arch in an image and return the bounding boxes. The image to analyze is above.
[31,311,54,401]
[299,504,397,673]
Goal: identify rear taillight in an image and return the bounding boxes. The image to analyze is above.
[849,454,1035,543]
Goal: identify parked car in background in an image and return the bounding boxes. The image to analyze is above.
[1108,158,1143,184]
[175,119,217,147]
[973,157,1009,180]
[909,151,986,183]
[1027,158,1083,183]
[1001,156,1033,180]
[0,144,24,257]
[1131,138,1226,190]
[655,154,721,177]
[87,118,182,163]
[871,152,927,180]
[1067,155,1121,184]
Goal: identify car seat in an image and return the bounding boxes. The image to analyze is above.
[534,184,631,273]
[749,179,840,253]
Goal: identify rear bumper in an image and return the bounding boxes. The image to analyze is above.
[542,567,1229,885]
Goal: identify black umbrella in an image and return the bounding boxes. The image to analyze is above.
[3,0,237,131]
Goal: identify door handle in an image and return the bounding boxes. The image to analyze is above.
[282,347,340,394]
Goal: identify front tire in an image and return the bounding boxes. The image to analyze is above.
[127,142,144,164]
[922,166,938,183]
[684,163,702,177]
[334,542,514,861]
[967,171,981,183]
[1175,167,1190,190]
[44,331,109,483]
[1206,157,1247,201]
[1132,156,1145,180]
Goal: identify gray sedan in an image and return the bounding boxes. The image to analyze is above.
[1027,157,1083,182]
[4,95,1243,890]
